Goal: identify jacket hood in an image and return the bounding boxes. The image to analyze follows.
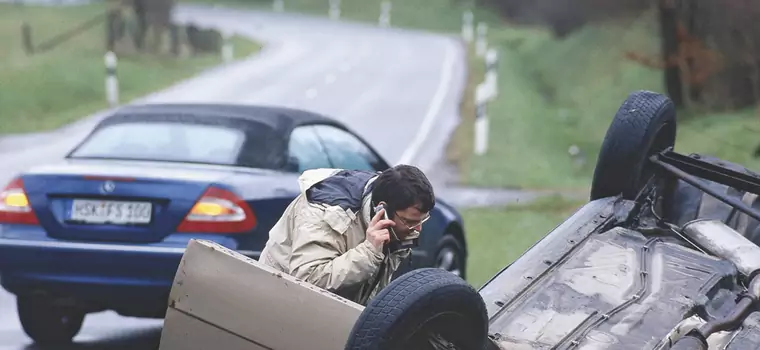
[300,168,379,213]
[298,168,342,194]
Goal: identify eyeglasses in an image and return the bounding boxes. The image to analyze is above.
[395,212,431,232]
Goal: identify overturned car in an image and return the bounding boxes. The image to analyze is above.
[159,91,760,349]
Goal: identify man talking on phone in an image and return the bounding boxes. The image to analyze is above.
[259,164,435,305]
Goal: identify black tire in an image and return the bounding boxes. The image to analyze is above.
[433,234,467,281]
[345,268,488,350]
[17,296,86,345]
[590,90,677,200]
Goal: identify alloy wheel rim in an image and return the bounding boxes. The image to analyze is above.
[436,247,461,277]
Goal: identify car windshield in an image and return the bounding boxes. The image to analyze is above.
[69,122,246,166]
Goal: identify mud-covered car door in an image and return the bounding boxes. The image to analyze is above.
[159,240,364,350]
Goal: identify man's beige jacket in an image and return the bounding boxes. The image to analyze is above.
[259,168,411,305]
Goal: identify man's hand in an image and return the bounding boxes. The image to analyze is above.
[366,208,395,250]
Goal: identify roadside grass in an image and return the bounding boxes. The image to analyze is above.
[0,3,261,134]
[450,10,760,190]
[462,195,586,288]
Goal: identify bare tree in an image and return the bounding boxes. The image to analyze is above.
[122,0,175,53]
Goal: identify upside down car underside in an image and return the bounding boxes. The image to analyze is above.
[479,174,760,350]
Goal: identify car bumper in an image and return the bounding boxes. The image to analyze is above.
[0,232,259,314]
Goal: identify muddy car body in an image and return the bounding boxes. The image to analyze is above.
[159,91,760,349]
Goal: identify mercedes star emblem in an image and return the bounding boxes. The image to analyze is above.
[102,181,116,193]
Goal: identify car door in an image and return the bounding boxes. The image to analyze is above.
[310,124,389,172]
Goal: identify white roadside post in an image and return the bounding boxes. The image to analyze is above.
[329,0,341,20]
[379,1,392,28]
[273,0,284,12]
[222,30,234,63]
[476,22,488,57]
[474,83,490,156]
[485,48,499,100]
[462,10,474,43]
[104,51,119,107]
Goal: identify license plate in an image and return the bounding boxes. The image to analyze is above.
[70,199,152,225]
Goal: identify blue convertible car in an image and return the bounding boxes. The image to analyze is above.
[0,104,468,344]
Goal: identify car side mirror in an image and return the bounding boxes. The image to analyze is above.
[284,156,300,172]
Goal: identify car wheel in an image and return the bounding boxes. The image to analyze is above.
[17,296,86,345]
[590,90,677,201]
[434,234,466,280]
[344,268,488,350]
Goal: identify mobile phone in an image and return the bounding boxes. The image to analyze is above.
[374,203,400,242]
[374,203,419,252]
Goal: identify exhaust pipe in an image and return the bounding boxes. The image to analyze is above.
[681,219,760,277]
[671,219,760,349]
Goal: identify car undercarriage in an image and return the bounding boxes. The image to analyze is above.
[477,93,760,350]
[479,169,760,349]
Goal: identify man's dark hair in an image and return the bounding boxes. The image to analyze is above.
[371,165,435,213]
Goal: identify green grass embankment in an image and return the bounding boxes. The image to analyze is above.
[0,3,261,134]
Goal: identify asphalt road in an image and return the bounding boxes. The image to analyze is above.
[0,4,466,348]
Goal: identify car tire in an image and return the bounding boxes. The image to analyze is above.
[17,296,86,345]
[590,90,677,200]
[433,234,467,281]
[344,268,488,350]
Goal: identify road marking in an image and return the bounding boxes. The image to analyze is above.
[397,39,457,165]
[325,74,337,84]
[306,88,318,99]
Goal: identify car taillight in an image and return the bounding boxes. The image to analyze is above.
[177,186,256,233]
[0,177,39,225]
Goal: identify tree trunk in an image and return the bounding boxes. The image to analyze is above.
[658,0,684,108]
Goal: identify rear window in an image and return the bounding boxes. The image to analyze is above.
[69,122,246,165]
